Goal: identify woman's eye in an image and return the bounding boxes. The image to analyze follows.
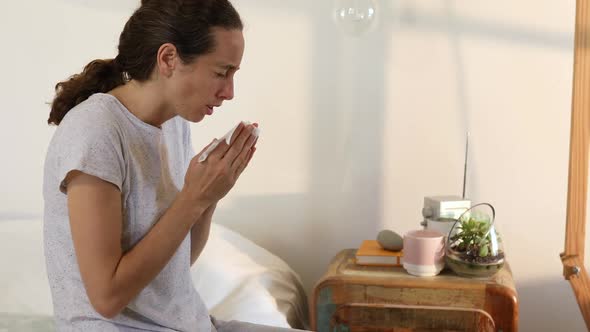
[216,72,227,78]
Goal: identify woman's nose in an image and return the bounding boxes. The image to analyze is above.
[218,79,234,101]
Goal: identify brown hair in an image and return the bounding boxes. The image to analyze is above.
[48,0,243,125]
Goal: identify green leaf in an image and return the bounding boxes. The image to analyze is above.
[479,245,489,257]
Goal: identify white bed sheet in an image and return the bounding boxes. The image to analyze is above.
[0,218,308,331]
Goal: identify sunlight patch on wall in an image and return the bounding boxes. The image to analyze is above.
[190,9,313,196]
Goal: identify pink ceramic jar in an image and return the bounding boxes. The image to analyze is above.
[402,229,445,277]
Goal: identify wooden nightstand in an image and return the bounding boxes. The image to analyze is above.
[311,249,518,332]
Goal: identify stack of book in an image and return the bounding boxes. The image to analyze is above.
[355,240,403,267]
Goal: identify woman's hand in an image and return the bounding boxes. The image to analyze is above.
[182,122,258,207]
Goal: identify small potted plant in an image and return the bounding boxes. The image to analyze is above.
[445,203,504,278]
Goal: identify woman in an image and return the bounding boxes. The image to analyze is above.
[43,1,305,331]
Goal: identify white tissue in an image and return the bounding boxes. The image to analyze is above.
[198,121,260,163]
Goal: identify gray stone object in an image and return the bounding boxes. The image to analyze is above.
[377,229,403,251]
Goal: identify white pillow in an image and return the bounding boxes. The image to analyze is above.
[0,218,308,329]
[192,223,309,329]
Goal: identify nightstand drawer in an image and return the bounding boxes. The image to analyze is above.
[329,303,494,331]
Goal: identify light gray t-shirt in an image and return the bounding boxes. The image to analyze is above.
[43,93,210,331]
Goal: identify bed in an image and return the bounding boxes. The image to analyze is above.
[0,218,309,331]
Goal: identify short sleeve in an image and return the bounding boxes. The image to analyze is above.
[53,109,125,194]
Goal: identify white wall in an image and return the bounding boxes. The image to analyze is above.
[0,0,584,330]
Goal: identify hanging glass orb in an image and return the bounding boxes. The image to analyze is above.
[333,0,377,36]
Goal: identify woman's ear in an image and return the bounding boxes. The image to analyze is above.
[156,43,179,78]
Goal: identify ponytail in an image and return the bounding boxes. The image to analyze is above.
[48,58,125,125]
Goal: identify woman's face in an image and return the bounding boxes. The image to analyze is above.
[167,27,245,123]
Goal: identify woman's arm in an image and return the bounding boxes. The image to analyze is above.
[189,125,258,266]
[190,203,216,266]
[67,122,257,319]
[66,171,206,319]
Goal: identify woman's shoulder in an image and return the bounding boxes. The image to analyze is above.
[50,94,127,149]
[59,93,122,128]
